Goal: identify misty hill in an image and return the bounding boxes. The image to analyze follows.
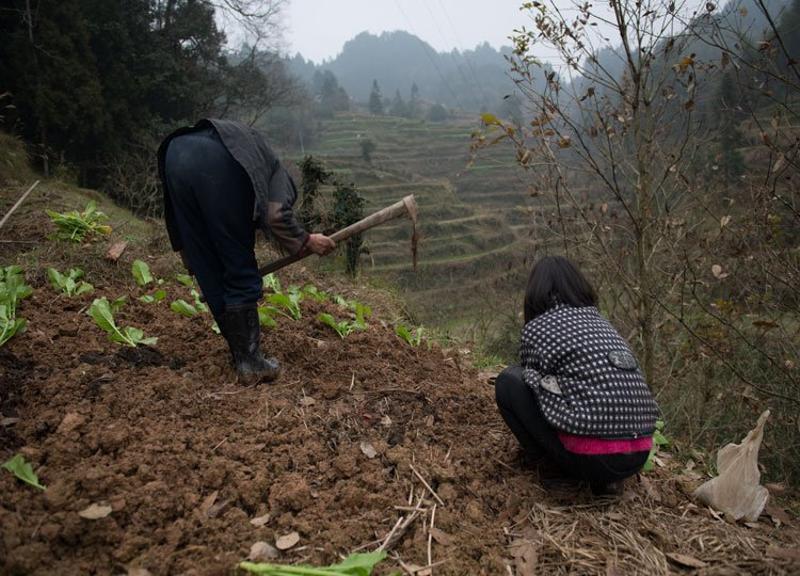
[288,31,518,113]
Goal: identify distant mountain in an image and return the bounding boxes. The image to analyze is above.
[287,31,522,114]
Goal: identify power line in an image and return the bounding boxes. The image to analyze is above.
[421,1,485,108]
[391,0,466,110]
[434,0,491,106]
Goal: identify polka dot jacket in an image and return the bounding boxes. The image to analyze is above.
[520,304,660,439]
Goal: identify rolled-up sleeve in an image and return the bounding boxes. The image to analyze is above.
[266,164,309,255]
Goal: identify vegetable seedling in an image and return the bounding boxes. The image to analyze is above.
[0,266,32,347]
[240,551,387,576]
[131,260,154,287]
[170,299,199,318]
[263,273,282,293]
[88,297,157,347]
[110,295,128,313]
[0,265,33,310]
[318,313,362,338]
[139,289,167,304]
[47,267,93,297]
[258,306,278,328]
[266,292,302,320]
[352,301,372,330]
[395,324,424,347]
[2,454,46,490]
[0,304,26,347]
[643,420,669,472]
[46,201,111,242]
[176,273,194,287]
[189,288,208,313]
[301,284,329,302]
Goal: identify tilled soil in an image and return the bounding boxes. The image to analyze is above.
[2,269,799,575]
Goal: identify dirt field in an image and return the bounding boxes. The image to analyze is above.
[1,183,799,575]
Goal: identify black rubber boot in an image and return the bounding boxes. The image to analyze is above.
[590,481,624,497]
[222,305,280,381]
[213,313,234,364]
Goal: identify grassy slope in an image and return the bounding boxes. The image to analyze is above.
[289,113,539,340]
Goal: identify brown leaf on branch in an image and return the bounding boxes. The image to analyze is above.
[676,55,694,72]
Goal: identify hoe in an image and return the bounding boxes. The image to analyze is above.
[259,194,419,275]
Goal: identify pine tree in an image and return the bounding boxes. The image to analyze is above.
[368,80,384,115]
[716,72,746,185]
[408,82,420,118]
[390,89,408,117]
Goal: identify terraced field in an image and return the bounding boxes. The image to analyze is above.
[289,113,541,340]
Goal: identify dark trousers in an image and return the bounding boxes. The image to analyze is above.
[163,128,262,318]
[495,366,648,486]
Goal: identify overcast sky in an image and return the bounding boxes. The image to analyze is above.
[284,0,528,63]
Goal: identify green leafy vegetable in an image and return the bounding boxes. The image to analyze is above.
[88,297,157,347]
[240,551,387,576]
[176,273,194,287]
[301,284,329,302]
[46,201,111,242]
[0,265,33,309]
[318,313,363,338]
[2,454,46,490]
[139,289,167,304]
[395,324,424,347]
[352,302,372,330]
[47,267,93,297]
[643,420,669,473]
[189,288,208,314]
[258,306,278,328]
[263,273,282,293]
[0,304,26,347]
[0,266,32,347]
[170,299,198,318]
[131,260,154,287]
[110,295,128,313]
[332,295,372,329]
[266,293,302,320]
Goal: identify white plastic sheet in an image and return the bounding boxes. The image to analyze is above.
[694,410,771,522]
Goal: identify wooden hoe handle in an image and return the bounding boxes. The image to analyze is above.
[258,194,418,276]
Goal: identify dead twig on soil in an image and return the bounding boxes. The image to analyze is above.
[427,504,437,573]
[410,463,445,507]
[375,495,425,553]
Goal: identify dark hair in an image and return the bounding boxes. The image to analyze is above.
[524,256,598,322]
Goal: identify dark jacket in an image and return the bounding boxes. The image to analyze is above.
[157,118,309,255]
[520,304,659,439]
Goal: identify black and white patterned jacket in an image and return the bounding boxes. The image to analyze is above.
[520,304,659,439]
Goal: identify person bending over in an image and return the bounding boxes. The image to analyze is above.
[494,256,660,495]
[157,119,335,381]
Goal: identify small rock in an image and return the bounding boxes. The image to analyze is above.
[78,503,113,520]
[57,412,85,434]
[249,541,279,561]
[359,441,378,459]
[275,531,300,550]
[250,512,271,527]
[466,501,483,522]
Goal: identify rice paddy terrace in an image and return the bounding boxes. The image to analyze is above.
[294,112,541,336]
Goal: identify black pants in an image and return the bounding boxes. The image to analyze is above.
[495,366,648,486]
[164,128,262,318]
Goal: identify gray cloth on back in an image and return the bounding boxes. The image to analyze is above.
[157,118,309,255]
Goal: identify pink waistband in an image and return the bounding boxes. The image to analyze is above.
[558,432,653,455]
